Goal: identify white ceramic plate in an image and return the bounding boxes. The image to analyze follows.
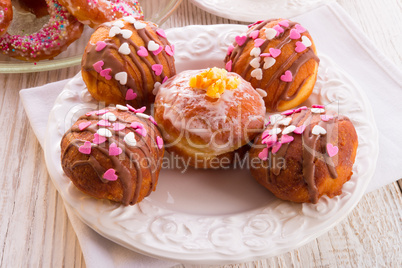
[189,0,331,23]
[44,24,378,264]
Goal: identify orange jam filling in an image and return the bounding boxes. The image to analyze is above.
[189,67,240,98]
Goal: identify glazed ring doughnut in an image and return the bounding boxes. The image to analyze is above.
[58,0,144,28]
[0,0,12,36]
[0,0,84,61]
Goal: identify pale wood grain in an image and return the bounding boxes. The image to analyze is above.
[0,0,401,267]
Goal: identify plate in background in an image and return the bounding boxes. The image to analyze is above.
[0,0,182,73]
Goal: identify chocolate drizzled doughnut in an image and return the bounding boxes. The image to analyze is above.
[224,19,319,112]
[61,105,164,206]
[248,106,358,204]
[82,18,176,109]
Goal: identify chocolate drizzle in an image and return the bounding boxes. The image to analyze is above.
[225,19,320,111]
[262,109,339,203]
[61,107,163,205]
[82,21,176,108]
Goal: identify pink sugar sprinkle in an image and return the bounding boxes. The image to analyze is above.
[312,104,325,108]
[281,109,294,116]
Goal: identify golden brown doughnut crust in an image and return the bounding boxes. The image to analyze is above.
[224,19,319,112]
[0,0,12,36]
[248,107,358,203]
[81,19,176,109]
[154,69,266,169]
[61,106,164,206]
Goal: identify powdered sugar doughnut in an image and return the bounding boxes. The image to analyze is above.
[0,0,84,61]
[58,0,144,28]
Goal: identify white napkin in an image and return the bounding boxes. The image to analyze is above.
[19,2,402,267]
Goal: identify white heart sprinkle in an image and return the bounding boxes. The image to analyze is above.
[269,114,284,124]
[302,36,312,47]
[123,16,136,24]
[124,132,137,147]
[269,128,282,135]
[118,43,131,55]
[250,47,261,57]
[263,57,276,69]
[97,128,112,137]
[278,117,292,126]
[115,72,128,85]
[311,108,325,114]
[255,88,267,97]
[251,68,263,80]
[134,21,146,30]
[136,113,150,119]
[282,125,296,135]
[121,30,133,39]
[116,104,128,111]
[265,28,277,40]
[112,20,125,28]
[102,112,117,122]
[109,26,121,37]
[153,82,161,95]
[312,125,327,135]
[147,41,159,51]
[250,57,261,69]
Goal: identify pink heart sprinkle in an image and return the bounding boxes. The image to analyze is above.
[78,141,91,155]
[103,168,118,181]
[156,29,166,38]
[294,125,306,134]
[162,76,168,83]
[152,64,163,76]
[295,41,306,53]
[280,134,294,144]
[85,111,95,116]
[97,119,111,127]
[258,148,268,160]
[281,109,295,116]
[248,20,264,28]
[149,116,157,125]
[261,129,271,139]
[112,123,126,131]
[95,41,107,52]
[280,70,293,82]
[79,121,91,131]
[312,104,325,108]
[295,24,306,33]
[272,142,282,154]
[278,20,289,27]
[262,134,277,147]
[227,44,234,56]
[269,48,281,58]
[156,136,163,149]
[125,89,137,100]
[225,60,232,72]
[95,109,109,115]
[235,35,247,46]
[92,133,107,144]
[327,143,339,157]
[137,46,148,57]
[135,127,147,137]
[153,45,163,55]
[131,122,144,130]
[273,25,284,36]
[165,45,174,56]
[294,106,308,113]
[289,29,301,40]
[93,60,104,73]
[109,142,122,156]
[133,106,146,113]
[100,68,112,80]
[249,30,260,40]
[321,114,334,122]
[254,38,265,47]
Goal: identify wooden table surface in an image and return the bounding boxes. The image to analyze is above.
[1,0,401,267]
